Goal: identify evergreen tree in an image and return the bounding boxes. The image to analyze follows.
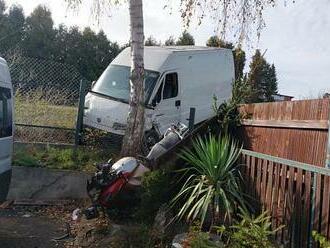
[22,5,56,59]
[176,31,195,45]
[145,36,160,46]
[164,36,175,46]
[0,0,5,14]
[247,49,278,102]
[263,63,278,101]
[206,35,233,49]
[0,3,25,55]
[234,47,246,80]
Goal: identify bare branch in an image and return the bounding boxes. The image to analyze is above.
[179,0,277,44]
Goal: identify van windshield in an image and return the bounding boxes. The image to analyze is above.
[92,65,160,104]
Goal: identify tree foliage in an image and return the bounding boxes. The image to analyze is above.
[176,31,195,45]
[247,49,278,102]
[179,0,276,43]
[164,36,175,46]
[145,36,160,46]
[0,2,121,82]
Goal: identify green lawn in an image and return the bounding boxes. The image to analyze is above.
[15,96,77,129]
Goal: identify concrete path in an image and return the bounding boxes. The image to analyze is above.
[0,207,67,248]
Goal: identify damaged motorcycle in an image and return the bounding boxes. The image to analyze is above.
[84,123,189,219]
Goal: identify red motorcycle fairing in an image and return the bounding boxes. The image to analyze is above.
[98,172,131,207]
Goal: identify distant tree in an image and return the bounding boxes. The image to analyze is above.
[263,63,278,101]
[53,25,120,81]
[247,49,278,102]
[206,35,233,49]
[22,5,56,59]
[176,31,195,45]
[206,35,245,81]
[7,5,25,47]
[0,0,5,14]
[234,47,246,80]
[164,36,175,46]
[0,2,25,54]
[145,36,160,46]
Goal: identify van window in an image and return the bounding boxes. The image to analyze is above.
[92,65,160,103]
[163,73,178,99]
[0,86,12,138]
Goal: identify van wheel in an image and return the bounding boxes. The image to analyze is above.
[142,130,160,155]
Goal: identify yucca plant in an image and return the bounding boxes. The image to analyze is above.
[171,135,246,226]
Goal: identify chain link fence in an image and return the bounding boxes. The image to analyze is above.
[4,52,90,144]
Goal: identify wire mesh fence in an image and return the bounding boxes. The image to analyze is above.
[4,52,90,144]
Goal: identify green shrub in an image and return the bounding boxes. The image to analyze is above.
[171,135,246,226]
[13,150,40,167]
[185,224,223,248]
[225,209,282,248]
[312,231,330,248]
[136,170,173,223]
[13,145,109,172]
[184,211,280,248]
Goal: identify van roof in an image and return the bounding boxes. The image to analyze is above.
[146,46,227,52]
[0,57,11,84]
[112,46,230,72]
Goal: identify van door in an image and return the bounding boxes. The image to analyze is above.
[151,72,181,135]
[0,85,13,202]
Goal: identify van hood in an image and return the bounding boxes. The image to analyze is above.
[84,92,129,135]
[83,92,153,135]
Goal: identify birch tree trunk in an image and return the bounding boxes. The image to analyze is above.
[120,0,145,157]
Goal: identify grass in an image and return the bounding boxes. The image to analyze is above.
[15,91,77,128]
[13,145,114,172]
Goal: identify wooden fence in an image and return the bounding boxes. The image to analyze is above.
[239,99,330,167]
[241,149,330,247]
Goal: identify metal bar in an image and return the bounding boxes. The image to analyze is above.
[326,104,330,168]
[75,80,87,145]
[15,123,75,131]
[308,173,317,248]
[241,149,330,176]
[188,107,196,131]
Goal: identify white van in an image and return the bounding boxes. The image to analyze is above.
[0,57,13,202]
[84,46,234,142]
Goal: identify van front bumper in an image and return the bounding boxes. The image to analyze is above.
[0,169,11,202]
[83,117,126,136]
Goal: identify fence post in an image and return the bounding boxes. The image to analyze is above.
[188,107,196,131]
[75,80,87,146]
[326,105,330,168]
[308,172,317,248]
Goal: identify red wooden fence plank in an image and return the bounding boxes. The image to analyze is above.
[321,175,330,237]
[302,171,312,247]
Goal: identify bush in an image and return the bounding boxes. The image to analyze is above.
[224,209,282,248]
[184,224,223,248]
[136,170,173,223]
[312,231,330,248]
[183,211,280,248]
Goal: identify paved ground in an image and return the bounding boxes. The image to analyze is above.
[0,207,68,248]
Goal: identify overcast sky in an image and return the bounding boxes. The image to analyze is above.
[5,0,330,99]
